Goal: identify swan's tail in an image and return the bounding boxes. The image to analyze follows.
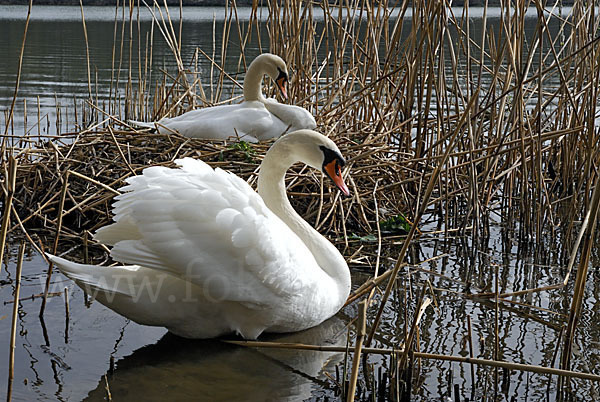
[47,254,190,328]
[48,254,139,298]
[127,120,156,130]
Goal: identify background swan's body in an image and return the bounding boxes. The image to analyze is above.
[130,54,316,142]
[50,130,350,339]
[148,100,305,142]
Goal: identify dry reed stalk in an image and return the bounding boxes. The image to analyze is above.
[108,0,119,116]
[83,230,89,264]
[549,325,565,388]
[4,291,63,305]
[347,299,367,402]
[40,171,69,317]
[9,203,47,262]
[344,268,396,306]
[107,126,135,175]
[125,1,134,121]
[467,315,475,392]
[399,292,432,370]
[79,0,92,101]
[2,0,32,157]
[224,339,397,355]
[6,241,25,402]
[494,262,499,397]
[0,157,18,271]
[560,170,600,373]
[104,374,112,401]
[225,339,600,382]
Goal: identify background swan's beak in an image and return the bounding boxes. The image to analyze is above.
[324,160,350,196]
[277,77,289,100]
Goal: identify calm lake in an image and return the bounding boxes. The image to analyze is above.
[1,4,598,402]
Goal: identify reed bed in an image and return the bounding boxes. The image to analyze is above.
[7,127,395,242]
[2,0,600,400]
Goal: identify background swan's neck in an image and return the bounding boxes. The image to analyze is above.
[257,144,351,306]
[243,60,266,102]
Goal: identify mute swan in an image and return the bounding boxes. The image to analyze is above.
[130,53,316,142]
[49,129,351,339]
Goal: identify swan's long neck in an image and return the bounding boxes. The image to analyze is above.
[243,59,267,102]
[257,142,351,305]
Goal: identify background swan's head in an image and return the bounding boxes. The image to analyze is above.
[267,129,350,196]
[253,53,289,100]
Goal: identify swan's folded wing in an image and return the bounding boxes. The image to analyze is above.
[158,102,288,142]
[94,157,319,305]
[261,97,317,135]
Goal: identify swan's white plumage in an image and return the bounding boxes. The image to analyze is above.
[97,158,318,300]
[144,101,297,142]
[50,130,350,339]
[130,54,316,142]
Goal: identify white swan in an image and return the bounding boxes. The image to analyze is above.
[49,130,351,339]
[130,53,316,142]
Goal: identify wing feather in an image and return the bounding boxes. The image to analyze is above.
[95,157,316,304]
[155,101,288,142]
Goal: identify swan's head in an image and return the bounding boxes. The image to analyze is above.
[253,53,289,100]
[320,144,350,196]
[271,130,350,196]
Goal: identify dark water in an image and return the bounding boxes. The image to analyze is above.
[0,5,566,137]
[3,220,598,401]
[0,5,273,138]
[1,4,599,402]
[0,236,360,401]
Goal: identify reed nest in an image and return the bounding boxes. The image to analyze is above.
[9,127,408,248]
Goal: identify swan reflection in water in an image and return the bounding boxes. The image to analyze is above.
[84,317,346,401]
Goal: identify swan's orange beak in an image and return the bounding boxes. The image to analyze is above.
[324,160,350,196]
[276,76,288,100]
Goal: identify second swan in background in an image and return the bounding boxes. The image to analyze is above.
[130,53,316,142]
